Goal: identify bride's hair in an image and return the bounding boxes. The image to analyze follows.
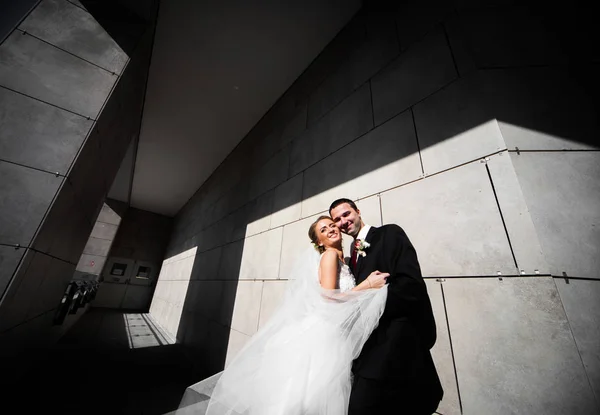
[308,215,333,254]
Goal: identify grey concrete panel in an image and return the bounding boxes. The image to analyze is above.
[90,221,119,240]
[371,28,457,127]
[271,174,303,228]
[67,117,123,225]
[195,216,234,253]
[445,277,598,414]
[248,147,290,201]
[238,228,283,281]
[186,281,225,319]
[414,77,507,174]
[217,240,244,281]
[302,111,422,217]
[32,180,93,264]
[0,31,117,119]
[76,253,107,275]
[248,103,307,172]
[380,161,516,276]
[425,280,461,415]
[19,0,128,74]
[555,279,600,404]
[287,14,366,105]
[82,236,112,257]
[486,154,548,275]
[205,320,229,374]
[493,67,599,151]
[178,311,210,352]
[97,202,123,225]
[95,81,139,188]
[68,0,86,10]
[0,245,26,300]
[355,195,382,227]
[511,152,600,279]
[281,102,307,142]
[27,256,74,319]
[227,280,263,336]
[225,328,252,367]
[0,88,92,174]
[230,190,274,242]
[0,251,51,332]
[107,137,135,204]
[0,161,62,246]
[189,247,222,281]
[394,0,454,51]
[290,83,373,176]
[307,14,398,124]
[258,280,288,329]
[279,214,323,279]
[448,7,566,72]
[414,68,598,157]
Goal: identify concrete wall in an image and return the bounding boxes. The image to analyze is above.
[93,206,172,310]
[151,2,599,413]
[0,0,156,352]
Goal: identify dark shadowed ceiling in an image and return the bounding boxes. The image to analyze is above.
[122,0,361,216]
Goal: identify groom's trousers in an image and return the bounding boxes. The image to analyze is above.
[348,375,440,415]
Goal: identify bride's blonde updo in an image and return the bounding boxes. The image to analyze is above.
[308,215,334,254]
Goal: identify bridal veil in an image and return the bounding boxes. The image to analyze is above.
[205,248,387,415]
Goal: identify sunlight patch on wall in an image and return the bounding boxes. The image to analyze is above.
[149,246,197,338]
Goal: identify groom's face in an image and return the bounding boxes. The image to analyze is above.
[330,203,362,238]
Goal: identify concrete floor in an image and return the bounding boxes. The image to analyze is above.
[3,309,202,415]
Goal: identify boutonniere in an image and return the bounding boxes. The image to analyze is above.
[355,240,370,257]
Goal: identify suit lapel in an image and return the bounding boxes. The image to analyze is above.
[355,227,377,279]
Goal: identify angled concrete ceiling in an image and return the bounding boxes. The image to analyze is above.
[128,0,361,216]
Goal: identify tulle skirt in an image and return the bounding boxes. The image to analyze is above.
[206,314,354,415]
[205,249,388,415]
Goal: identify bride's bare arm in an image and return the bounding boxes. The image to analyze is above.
[352,271,389,291]
[319,250,339,290]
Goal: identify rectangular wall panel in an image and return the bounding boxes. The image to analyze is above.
[486,153,548,275]
[302,111,422,217]
[511,152,600,279]
[0,31,117,118]
[445,277,597,414]
[555,279,600,404]
[0,161,62,246]
[380,161,516,276]
[19,0,128,74]
[0,88,92,174]
[425,280,461,415]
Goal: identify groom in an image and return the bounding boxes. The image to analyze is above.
[329,198,443,415]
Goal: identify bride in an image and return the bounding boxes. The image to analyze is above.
[205,216,389,415]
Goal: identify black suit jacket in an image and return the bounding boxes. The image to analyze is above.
[352,225,443,400]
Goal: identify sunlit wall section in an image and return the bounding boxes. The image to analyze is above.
[156,2,599,412]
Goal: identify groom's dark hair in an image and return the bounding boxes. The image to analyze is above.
[329,198,358,215]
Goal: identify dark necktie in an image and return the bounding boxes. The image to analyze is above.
[351,239,360,270]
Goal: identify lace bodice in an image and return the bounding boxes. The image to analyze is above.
[319,253,356,292]
[338,260,356,293]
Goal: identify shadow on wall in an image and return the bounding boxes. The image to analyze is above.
[150,1,599,386]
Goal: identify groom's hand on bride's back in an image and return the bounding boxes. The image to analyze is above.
[367,271,389,289]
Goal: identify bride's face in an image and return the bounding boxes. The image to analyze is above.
[316,218,342,249]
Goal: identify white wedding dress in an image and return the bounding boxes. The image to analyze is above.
[205,248,388,415]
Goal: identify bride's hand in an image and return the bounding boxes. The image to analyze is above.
[366,271,389,289]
